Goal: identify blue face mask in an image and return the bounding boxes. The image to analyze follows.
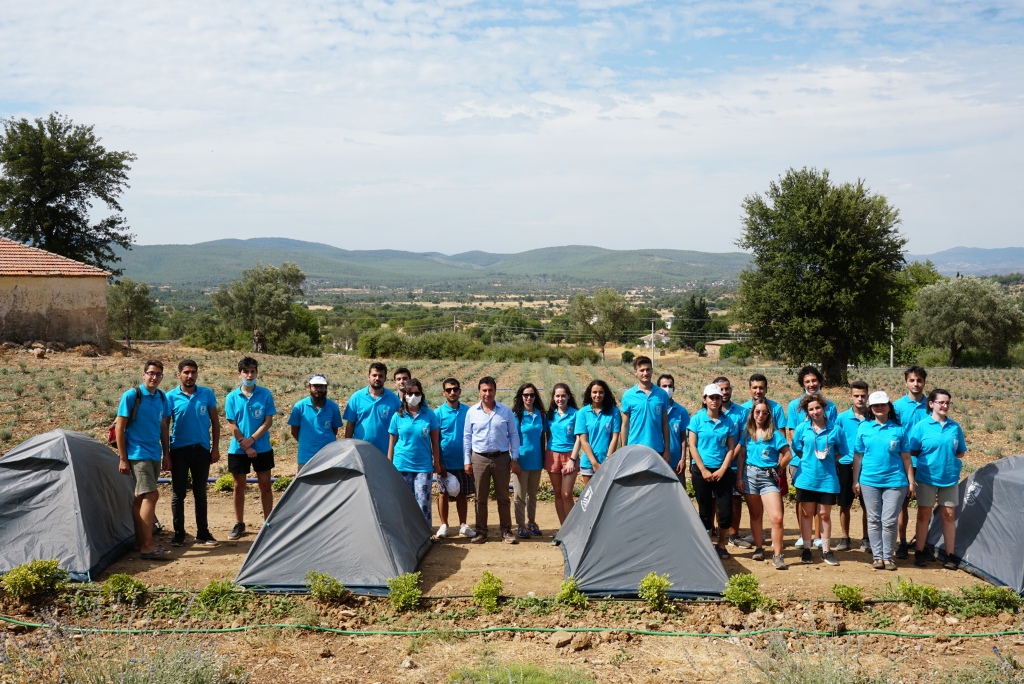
[241,378,256,388]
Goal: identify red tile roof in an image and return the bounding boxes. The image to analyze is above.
[0,238,110,277]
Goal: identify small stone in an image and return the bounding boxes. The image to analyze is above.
[944,616,959,625]
[935,635,950,643]
[571,633,593,651]
[319,647,333,658]
[401,657,417,669]
[998,612,1015,625]
[550,631,573,648]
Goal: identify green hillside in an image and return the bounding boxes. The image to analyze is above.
[114,238,751,290]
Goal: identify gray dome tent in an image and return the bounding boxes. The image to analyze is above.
[926,454,1024,593]
[234,439,432,594]
[553,444,728,598]
[0,429,135,582]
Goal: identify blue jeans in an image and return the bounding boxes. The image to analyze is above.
[860,484,907,561]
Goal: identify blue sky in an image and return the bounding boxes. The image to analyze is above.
[2,1,1022,254]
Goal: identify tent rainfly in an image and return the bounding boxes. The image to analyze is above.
[0,429,135,581]
[926,454,1024,593]
[553,444,728,598]
[234,439,432,594]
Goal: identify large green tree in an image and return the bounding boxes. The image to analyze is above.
[903,277,1024,366]
[737,167,908,385]
[0,113,137,275]
[211,262,306,353]
[107,278,158,350]
[566,288,635,360]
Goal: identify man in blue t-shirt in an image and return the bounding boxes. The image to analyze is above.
[343,362,402,456]
[225,357,276,540]
[892,365,929,559]
[835,380,871,552]
[167,359,221,548]
[288,373,343,471]
[619,355,671,463]
[115,359,171,559]
[434,377,475,538]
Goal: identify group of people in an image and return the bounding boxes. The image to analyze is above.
[115,356,967,572]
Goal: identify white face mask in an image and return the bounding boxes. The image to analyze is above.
[406,395,422,407]
[662,387,674,398]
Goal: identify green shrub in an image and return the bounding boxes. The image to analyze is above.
[637,572,672,612]
[272,476,292,492]
[102,574,148,606]
[620,350,635,364]
[449,660,595,683]
[196,579,252,616]
[387,572,422,612]
[509,595,554,617]
[472,570,503,614]
[723,573,778,612]
[954,584,1023,618]
[0,559,67,599]
[555,577,589,610]
[832,584,866,611]
[213,473,235,492]
[304,570,346,602]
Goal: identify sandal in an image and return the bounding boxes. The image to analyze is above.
[139,547,172,561]
[715,545,731,560]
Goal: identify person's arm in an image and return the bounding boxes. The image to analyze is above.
[734,443,746,493]
[290,425,300,441]
[161,417,171,472]
[209,406,221,464]
[716,435,736,479]
[688,430,711,481]
[387,433,397,462]
[661,410,670,464]
[778,444,792,471]
[578,432,597,465]
[901,451,915,497]
[563,436,580,474]
[505,407,521,475]
[852,452,863,496]
[619,410,629,447]
[431,428,445,477]
[463,409,473,475]
[344,422,354,439]
[115,416,130,474]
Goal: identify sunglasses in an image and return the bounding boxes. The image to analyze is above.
[522,392,536,398]
[444,387,461,393]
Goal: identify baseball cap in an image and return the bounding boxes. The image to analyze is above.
[703,383,724,397]
[308,374,328,386]
[437,472,461,498]
[868,391,890,406]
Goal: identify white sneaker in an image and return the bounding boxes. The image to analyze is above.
[812,538,823,549]
[742,534,755,545]
[794,537,805,549]
[436,524,449,538]
[459,524,476,538]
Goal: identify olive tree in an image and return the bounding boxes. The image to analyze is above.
[107,278,158,350]
[737,167,908,386]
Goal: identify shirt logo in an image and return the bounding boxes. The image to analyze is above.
[566,424,574,437]
[251,405,264,421]
[654,406,662,417]
[421,427,429,438]
[888,439,899,453]
[379,406,391,419]
[199,405,208,416]
[605,423,612,434]
[671,423,680,435]
[322,419,333,429]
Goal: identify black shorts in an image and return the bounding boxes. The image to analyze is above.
[795,488,838,505]
[837,463,855,508]
[228,450,274,475]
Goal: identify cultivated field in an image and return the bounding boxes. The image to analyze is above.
[2,346,1023,683]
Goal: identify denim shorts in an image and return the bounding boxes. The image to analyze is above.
[742,464,780,496]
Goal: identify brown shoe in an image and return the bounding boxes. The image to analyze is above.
[502,531,518,544]
[470,534,487,544]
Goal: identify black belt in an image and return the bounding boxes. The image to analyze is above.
[475,450,507,457]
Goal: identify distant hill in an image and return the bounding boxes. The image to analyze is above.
[113,239,752,290]
[906,247,1024,276]
[114,239,1024,291]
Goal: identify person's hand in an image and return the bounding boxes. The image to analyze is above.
[510,460,521,476]
[436,463,447,478]
[735,478,744,494]
[464,464,473,476]
[161,456,171,472]
[908,481,916,498]
[118,459,130,475]
[240,436,254,449]
[210,448,220,464]
[561,459,577,475]
[701,467,713,481]
[245,446,257,458]
[675,461,684,474]
[853,483,861,497]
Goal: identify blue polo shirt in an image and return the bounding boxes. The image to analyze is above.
[687,409,735,470]
[287,397,343,465]
[574,406,622,470]
[436,402,469,471]
[167,385,217,451]
[665,402,691,470]
[792,422,847,493]
[620,385,670,452]
[741,430,790,469]
[516,409,546,471]
[894,394,929,428]
[342,387,402,456]
[225,385,276,454]
[740,398,786,433]
[117,385,170,462]
[786,394,838,430]
[388,408,439,473]
[835,408,869,466]
[855,420,910,489]
[908,416,967,488]
[547,407,578,453]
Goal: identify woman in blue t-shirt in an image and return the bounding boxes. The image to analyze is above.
[735,398,791,569]
[575,379,621,488]
[387,378,442,527]
[854,391,914,571]
[791,393,846,567]
[688,383,737,560]
[512,383,547,540]
[909,388,967,569]
[546,383,580,525]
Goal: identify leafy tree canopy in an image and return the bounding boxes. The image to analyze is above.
[211,262,306,353]
[904,276,1024,366]
[566,288,635,359]
[0,113,136,275]
[736,167,908,385]
[107,279,158,350]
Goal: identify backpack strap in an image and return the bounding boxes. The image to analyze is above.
[128,386,143,424]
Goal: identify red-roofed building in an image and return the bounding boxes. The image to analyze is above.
[0,238,110,347]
